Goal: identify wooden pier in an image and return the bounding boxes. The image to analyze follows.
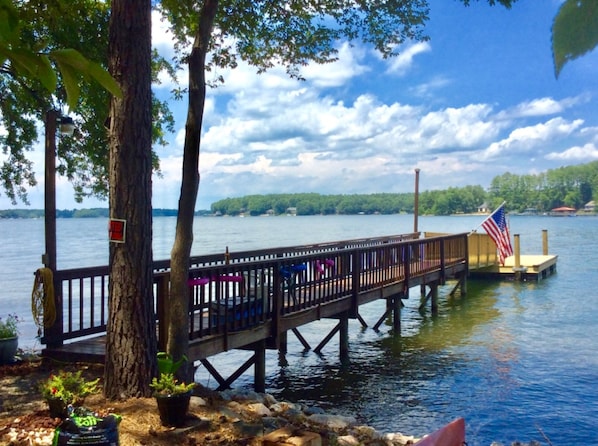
[39,229,555,391]
[41,232,469,391]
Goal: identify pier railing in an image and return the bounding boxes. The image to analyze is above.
[42,232,468,349]
[467,232,498,269]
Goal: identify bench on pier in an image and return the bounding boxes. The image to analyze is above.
[209,297,265,327]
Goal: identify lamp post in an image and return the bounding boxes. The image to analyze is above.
[43,109,74,347]
[43,110,74,272]
[44,110,58,272]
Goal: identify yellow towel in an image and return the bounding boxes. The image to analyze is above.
[32,267,56,333]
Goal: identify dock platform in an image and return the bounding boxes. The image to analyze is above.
[469,254,558,281]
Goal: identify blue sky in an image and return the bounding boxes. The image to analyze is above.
[2,0,597,211]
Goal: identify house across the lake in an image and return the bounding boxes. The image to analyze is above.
[583,201,595,213]
[477,202,491,214]
[550,206,577,216]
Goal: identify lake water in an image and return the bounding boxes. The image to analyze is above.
[1,214,597,445]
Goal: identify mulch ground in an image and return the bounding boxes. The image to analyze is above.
[0,357,264,446]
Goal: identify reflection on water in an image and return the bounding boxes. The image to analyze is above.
[264,279,510,435]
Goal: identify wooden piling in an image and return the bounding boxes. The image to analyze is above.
[278,330,288,354]
[254,340,266,393]
[431,283,439,315]
[339,314,349,363]
[512,234,527,281]
[393,295,402,332]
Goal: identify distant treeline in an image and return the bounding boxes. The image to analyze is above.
[0,208,212,219]
[211,189,485,216]
[3,161,598,218]
[212,161,598,216]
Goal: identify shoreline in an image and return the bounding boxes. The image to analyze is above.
[0,357,420,446]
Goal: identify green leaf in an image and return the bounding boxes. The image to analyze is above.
[87,61,122,98]
[552,0,598,78]
[8,48,57,92]
[51,48,91,72]
[52,48,122,99]
[0,0,20,43]
[55,59,80,110]
[35,54,59,93]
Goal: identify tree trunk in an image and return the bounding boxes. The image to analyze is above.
[104,0,157,399]
[167,0,219,381]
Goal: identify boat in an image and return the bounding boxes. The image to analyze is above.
[414,418,465,446]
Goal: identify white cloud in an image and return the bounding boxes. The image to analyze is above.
[151,10,176,52]
[385,42,431,75]
[416,104,498,150]
[480,117,585,160]
[507,97,565,117]
[545,143,598,161]
[300,42,370,87]
[410,75,452,98]
[498,94,591,119]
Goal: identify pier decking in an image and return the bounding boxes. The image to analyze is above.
[469,254,558,281]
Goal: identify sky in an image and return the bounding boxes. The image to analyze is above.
[2,0,598,211]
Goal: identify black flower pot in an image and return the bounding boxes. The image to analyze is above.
[46,397,69,419]
[0,337,18,364]
[155,391,192,427]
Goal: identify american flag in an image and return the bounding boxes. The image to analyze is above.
[481,203,513,265]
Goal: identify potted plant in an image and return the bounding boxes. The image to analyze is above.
[150,352,195,427]
[39,370,100,418]
[0,313,19,364]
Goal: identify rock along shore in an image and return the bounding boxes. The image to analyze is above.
[211,387,420,445]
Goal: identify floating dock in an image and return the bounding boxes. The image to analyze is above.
[469,254,558,281]
[468,230,557,281]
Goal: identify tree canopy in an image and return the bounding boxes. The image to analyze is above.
[0,0,173,205]
[0,0,120,107]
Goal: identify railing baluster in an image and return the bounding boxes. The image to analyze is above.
[90,276,95,329]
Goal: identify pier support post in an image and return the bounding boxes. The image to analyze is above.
[278,330,288,355]
[514,234,521,268]
[449,275,466,298]
[512,234,527,281]
[431,283,439,315]
[393,294,402,332]
[460,274,467,295]
[339,314,349,363]
[419,284,438,314]
[542,229,548,255]
[254,340,266,393]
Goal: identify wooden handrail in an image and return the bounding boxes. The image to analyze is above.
[42,232,469,348]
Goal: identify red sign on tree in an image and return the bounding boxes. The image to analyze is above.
[109,219,126,243]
